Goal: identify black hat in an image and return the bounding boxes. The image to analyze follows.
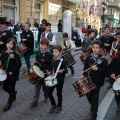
[0,17,9,24]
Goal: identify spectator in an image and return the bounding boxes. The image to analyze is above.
[34,19,39,28]
[9,18,14,27]
[57,19,62,32]
[13,22,21,35]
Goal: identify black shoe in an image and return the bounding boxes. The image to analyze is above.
[13,91,17,102]
[90,113,97,120]
[43,98,49,103]
[54,107,62,113]
[3,104,12,112]
[49,106,56,113]
[71,69,74,75]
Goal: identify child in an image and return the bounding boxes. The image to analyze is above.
[82,41,108,120]
[40,22,56,47]
[61,32,76,75]
[109,44,120,111]
[21,23,34,69]
[0,38,22,112]
[48,45,68,113]
[29,38,53,107]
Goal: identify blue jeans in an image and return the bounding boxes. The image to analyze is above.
[24,53,31,69]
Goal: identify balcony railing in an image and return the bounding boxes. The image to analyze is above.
[107,1,120,8]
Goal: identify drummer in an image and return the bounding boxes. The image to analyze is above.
[29,38,53,107]
[61,32,76,75]
[81,41,108,120]
[21,22,34,69]
[0,38,21,112]
[109,44,120,110]
[47,45,68,113]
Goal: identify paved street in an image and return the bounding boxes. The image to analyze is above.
[0,55,113,120]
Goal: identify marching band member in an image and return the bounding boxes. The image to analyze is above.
[0,38,21,112]
[109,44,120,111]
[29,38,53,107]
[80,29,96,62]
[61,32,76,75]
[47,45,68,113]
[110,32,120,58]
[81,41,108,120]
[0,17,14,58]
[21,23,34,69]
[40,22,56,47]
[101,26,115,53]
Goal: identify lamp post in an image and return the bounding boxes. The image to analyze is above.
[101,1,107,26]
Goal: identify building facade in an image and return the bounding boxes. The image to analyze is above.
[105,0,120,27]
[0,0,76,26]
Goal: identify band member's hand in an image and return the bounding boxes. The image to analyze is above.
[91,65,98,71]
[46,70,51,75]
[80,75,84,79]
[0,41,3,45]
[58,69,64,74]
[104,43,110,46]
[22,39,26,42]
[9,72,13,75]
[89,45,92,49]
[110,74,115,79]
[33,59,37,63]
[112,47,116,52]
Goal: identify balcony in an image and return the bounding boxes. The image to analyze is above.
[107,1,120,8]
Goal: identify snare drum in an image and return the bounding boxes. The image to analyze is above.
[113,77,120,95]
[25,65,44,85]
[44,75,58,87]
[17,43,28,55]
[0,68,7,85]
[62,51,76,67]
[73,77,96,97]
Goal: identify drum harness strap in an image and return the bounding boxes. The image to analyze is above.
[86,55,100,96]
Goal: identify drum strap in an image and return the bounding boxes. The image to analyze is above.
[6,57,10,70]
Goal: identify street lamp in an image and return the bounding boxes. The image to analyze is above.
[101,0,107,25]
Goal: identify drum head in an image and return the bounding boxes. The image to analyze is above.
[33,66,44,78]
[0,69,7,81]
[113,81,120,91]
[45,76,54,81]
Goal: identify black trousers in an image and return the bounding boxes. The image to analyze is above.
[48,83,63,107]
[3,79,16,97]
[86,88,100,117]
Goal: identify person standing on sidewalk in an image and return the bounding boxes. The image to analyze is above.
[0,38,21,112]
[29,38,53,107]
[81,41,108,120]
[48,45,68,113]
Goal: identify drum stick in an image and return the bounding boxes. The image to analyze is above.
[79,67,92,75]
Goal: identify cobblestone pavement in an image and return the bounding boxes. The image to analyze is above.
[0,55,109,120]
[104,97,120,120]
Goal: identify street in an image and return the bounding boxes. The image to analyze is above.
[0,54,116,120]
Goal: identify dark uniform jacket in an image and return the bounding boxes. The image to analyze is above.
[51,57,68,83]
[101,34,115,52]
[21,30,34,55]
[81,37,95,53]
[109,56,120,77]
[35,49,53,72]
[1,51,22,81]
[83,54,108,88]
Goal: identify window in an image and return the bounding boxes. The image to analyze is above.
[3,0,15,5]
[34,3,41,10]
